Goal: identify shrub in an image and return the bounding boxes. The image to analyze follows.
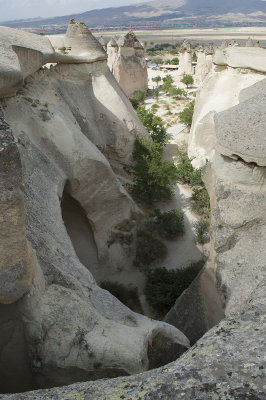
[163,74,174,84]
[152,209,185,239]
[167,87,187,99]
[135,230,167,269]
[100,281,142,313]
[179,101,194,128]
[191,187,210,218]
[129,90,147,110]
[125,137,178,205]
[153,88,159,99]
[145,261,204,314]
[136,106,168,146]
[194,218,210,244]
[181,74,194,88]
[153,57,164,65]
[169,49,179,55]
[170,57,179,65]
[175,145,203,186]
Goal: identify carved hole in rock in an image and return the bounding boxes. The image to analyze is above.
[61,187,99,275]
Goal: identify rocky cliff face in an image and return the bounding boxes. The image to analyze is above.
[0,22,189,393]
[165,45,266,344]
[107,32,148,97]
[0,23,265,399]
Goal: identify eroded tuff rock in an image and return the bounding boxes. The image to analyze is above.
[166,69,266,345]
[1,279,265,399]
[0,110,36,304]
[0,26,55,97]
[0,24,189,392]
[188,44,266,168]
[107,31,148,97]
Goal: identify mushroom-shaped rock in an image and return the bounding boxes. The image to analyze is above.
[0,26,55,97]
[64,20,107,61]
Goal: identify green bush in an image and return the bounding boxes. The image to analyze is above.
[191,188,210,218]
[170,57,179,65]
[181,74,194,88]
[167,87,187,98]
[179,101,194,127]
[175,145,203,186]
[194,219,210,244]
[152,209,185,239]
[125,137,178,205]
[153,57,163,65]
[163,74,174,84]
[145,261,204,314]
[169,49,178,55]
[136,106,168,146]
[100,281,141,313]
[129,90,147,110]
[153,88,159,99]
[135,230,167,269]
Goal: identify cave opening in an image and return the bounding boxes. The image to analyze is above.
[61,187,99,277]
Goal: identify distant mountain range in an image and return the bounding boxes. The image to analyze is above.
[3,0,266,32]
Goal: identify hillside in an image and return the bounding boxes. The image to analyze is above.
[2,0,266,32]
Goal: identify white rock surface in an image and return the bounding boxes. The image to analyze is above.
[0,23,189,390]
[214,46,266,73]
[188,52,266,168]
[107,31,148,96]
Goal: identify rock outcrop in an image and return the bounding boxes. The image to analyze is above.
[178,40,193,76]
[195,44,214,82]
[189,44,266,168]
[5,37,265,400]
[107,31,148,97]
[0,23,189,393]
[0,22,265,400]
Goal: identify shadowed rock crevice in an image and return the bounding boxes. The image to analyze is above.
[61,187,99,277]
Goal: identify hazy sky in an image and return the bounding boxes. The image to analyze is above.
[0,0,153,22]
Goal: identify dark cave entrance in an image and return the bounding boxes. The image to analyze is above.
[61,188,99,276]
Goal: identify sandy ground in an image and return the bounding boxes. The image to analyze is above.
[145,67,197,128]
[146,66,203,270]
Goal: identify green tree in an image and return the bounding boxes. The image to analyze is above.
[129,90,147,110]
[192,52,198,62]
[125,137,178,205]
[170,57,179,65]
[136,106,168,146]
[179,102,194,127]
[167,87,187,99]
[163,74,174,84]
[181,74,194,88]
[152,76,162,87]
